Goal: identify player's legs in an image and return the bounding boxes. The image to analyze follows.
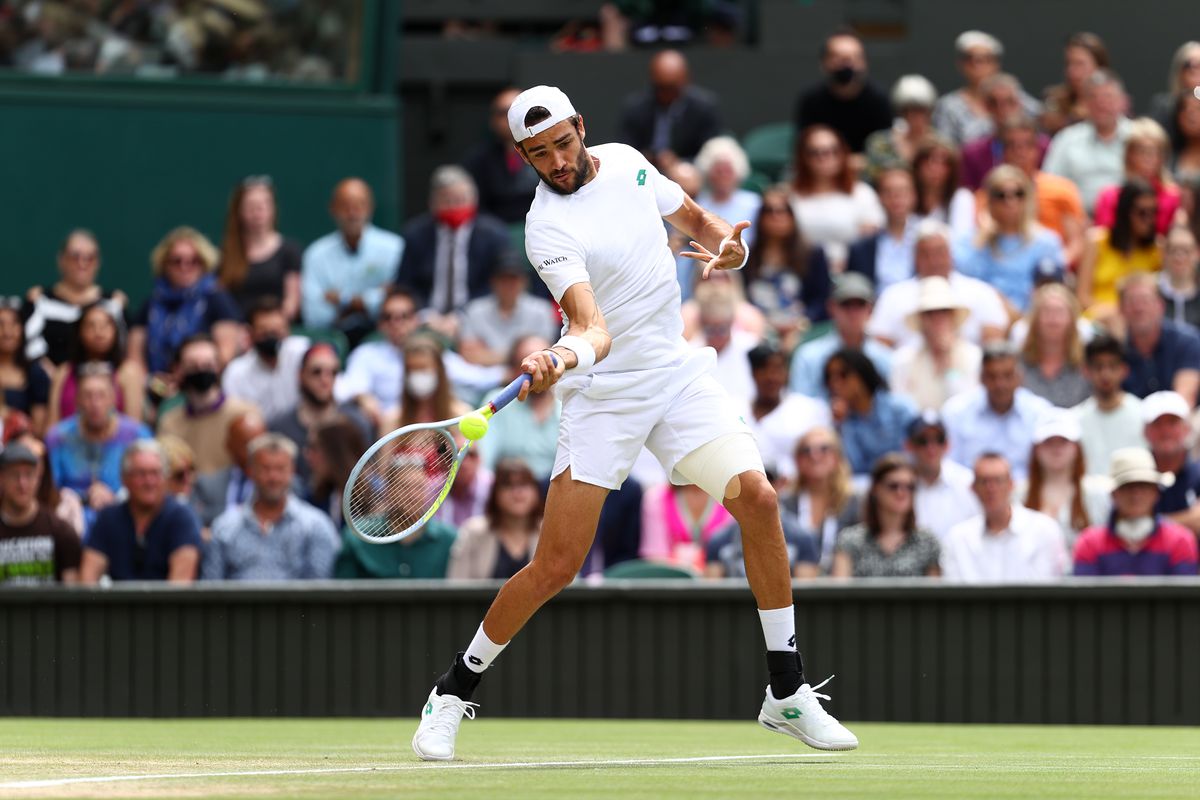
[482,467,609,642]
[413,467,609,761]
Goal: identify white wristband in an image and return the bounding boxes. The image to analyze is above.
[553,335,597,371]
[720,235,750,270]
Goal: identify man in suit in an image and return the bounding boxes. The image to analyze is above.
[619,49,723,169]
[399,166,514,321]
[846,167,918,292]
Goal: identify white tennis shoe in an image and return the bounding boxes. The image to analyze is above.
[757,676,858,751]
[412,688,478,761]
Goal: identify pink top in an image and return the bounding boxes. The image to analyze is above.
[58,369,125,419]
[1092,181,1180,236]
[639,483,733,566]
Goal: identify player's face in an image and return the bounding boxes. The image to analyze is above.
[519,118,592,195]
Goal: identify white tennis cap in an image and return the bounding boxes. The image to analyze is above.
[1141,390,1191,424]
[507,85,577,143]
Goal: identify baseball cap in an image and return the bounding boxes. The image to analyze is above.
[906,409,946,440]
[831,273,875,303]
[1141,391,1191,425]
[0,442,39,468]
[1032,410,1082,444]
[507,86,578,143]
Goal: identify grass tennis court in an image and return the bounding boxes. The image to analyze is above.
[1,718,1197,799]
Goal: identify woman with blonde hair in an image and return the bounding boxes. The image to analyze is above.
[1150,41,1200,128]
[959,165,1066,314]
[778,426,860,573]
[218,176,303,321]
[1020,284,1091,408]
[126,226,241,377]
[1093,119,1181,235]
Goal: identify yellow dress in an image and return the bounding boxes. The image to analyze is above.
[1090,229,1161,308]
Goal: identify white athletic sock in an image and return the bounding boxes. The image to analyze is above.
[758,606,797,652]
[463,623,508,673]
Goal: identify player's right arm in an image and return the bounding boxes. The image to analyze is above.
[519,281,611,400]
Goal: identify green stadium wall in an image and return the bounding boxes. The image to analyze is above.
[0,78,400,308]
[2,581,1198,724]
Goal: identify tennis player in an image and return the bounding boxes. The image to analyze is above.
[413,86,858,760]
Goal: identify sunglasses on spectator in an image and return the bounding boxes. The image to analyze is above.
[381,310,415,322]
[305,365,337,376]
[168,256,205,268]
[882,480,916,493]
[65,250,98,263]
[911,433,946,447]
[172,465,195,481]
[1183,59,1200,70]
[807,146,840,160]
[798,443,834,458]
[989,188,1026,202]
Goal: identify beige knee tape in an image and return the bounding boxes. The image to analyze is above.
[674,432,765,503]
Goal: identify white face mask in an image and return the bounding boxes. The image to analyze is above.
[406,369,439,400]
[1115,516,1155,544]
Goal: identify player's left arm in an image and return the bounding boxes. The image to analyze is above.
[519,281,611,400]
[664,195,751,279]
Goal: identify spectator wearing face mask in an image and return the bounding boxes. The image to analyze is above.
[221,296,309,421]
[795,29,893,154]
[1073,447,1198,576]
[385,335,471,434]
[157,335,258,479]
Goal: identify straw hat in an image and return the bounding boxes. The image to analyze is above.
[1109,447,1176,490]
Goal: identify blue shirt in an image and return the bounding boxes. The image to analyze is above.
[956,230,1065,312]
[942,386,1054,481]
[46,416,153,528]
[203,495,340,580]
[300,225,404,329]
[838,391,918,476]
[789,331,893,399]
[1122,320,1200,398]
[85,497,202,581]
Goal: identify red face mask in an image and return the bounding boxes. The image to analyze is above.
[435,206,477,230]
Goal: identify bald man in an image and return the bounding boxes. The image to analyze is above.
[619,49,723,167]
[300,177,404,346]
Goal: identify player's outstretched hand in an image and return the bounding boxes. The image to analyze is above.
[679,220,751,279]
[519,349,565,401]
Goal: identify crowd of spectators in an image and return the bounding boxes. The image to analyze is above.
[0,0,359,82]
[4,27,1200,588]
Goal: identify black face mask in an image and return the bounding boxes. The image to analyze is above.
[253,336,281,360]
[181,369,218,394]
[830,66,860,86]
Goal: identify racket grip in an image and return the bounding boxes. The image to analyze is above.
[490,352,560,414]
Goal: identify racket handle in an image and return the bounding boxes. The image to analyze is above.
[490,352,560,414]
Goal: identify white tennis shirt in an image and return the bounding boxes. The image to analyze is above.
[524,143,688,375]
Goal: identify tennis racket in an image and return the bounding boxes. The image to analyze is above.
[342,355,557,545]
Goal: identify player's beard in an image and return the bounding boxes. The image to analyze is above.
[538,147,592,195]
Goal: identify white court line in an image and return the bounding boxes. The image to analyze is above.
[0,753,842,789]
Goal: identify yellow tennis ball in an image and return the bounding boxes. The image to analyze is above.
[460,412,489,441]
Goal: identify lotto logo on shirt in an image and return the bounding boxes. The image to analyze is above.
[636,169,647,186]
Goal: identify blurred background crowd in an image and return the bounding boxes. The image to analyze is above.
[3,3,1200,587]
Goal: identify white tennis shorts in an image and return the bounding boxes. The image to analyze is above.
[551,348,759,491]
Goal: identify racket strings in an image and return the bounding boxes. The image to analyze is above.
[345,429,459,539]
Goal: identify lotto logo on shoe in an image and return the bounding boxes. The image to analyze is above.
[636,169,647,186]
[787,635,795,648]
[782,708,803,720]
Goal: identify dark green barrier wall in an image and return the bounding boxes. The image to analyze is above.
[0,80,399,308]
[2,581,1198,724]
